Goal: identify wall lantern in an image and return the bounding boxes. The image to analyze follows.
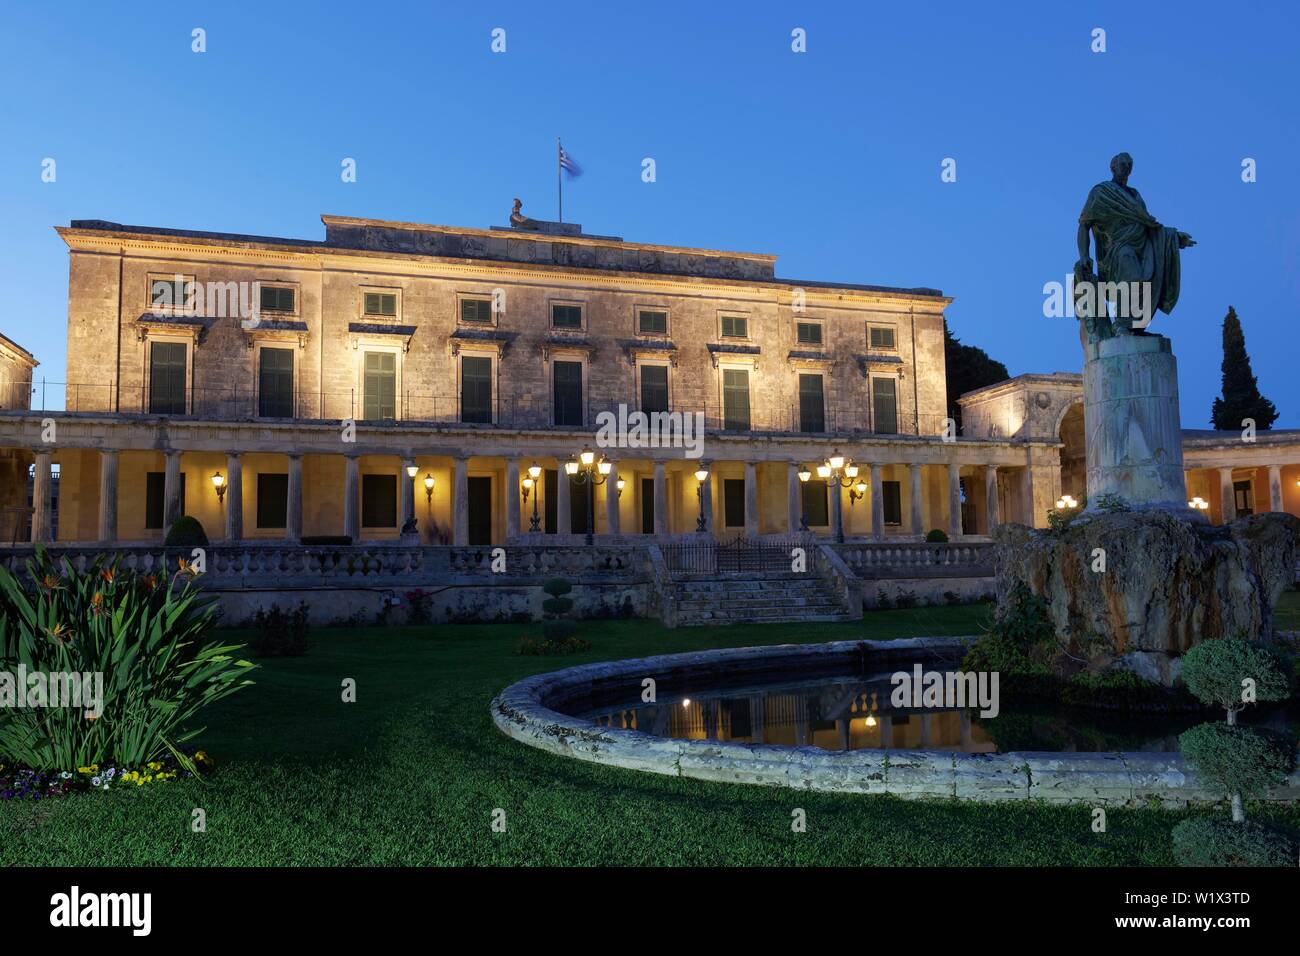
[423,473,435,503]
[211,471,226,504]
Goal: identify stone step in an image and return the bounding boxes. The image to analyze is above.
[675,596,843,611]
[676,578,826,592]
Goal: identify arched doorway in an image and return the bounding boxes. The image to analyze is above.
[1057,401,1086,500]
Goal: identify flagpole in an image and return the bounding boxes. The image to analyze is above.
[557,137,563,223]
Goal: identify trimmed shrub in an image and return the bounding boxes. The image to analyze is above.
[0,547,254,772]
[1181,636,1290,723]
[248,602,310,657]
[164,514,208,547]
[924,528,948,543]
[1171,817,1295,867]
[541,577,576,642]
[1178,723,1293,804]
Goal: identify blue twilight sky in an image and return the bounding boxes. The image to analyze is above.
[1,1,1297,424]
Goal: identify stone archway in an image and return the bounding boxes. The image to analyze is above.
[1056,400,1086,500]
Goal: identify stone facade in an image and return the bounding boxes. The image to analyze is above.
[5,213,1052,548]
[0,332,37,542]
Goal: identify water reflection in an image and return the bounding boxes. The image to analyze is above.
[580,672,1299,754]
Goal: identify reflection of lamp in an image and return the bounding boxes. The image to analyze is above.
[694,467,710,532]
[1054,494,1079,511]
[1188,496,1209,511]
[211,471,226,504]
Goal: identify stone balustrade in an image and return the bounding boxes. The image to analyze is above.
[834,541,994,579]
[0,543,651,589]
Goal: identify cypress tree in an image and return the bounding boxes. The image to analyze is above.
[943,320,1009,430]
[1211,306,1278,430]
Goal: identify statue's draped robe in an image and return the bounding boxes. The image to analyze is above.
[1079,180,1183,317]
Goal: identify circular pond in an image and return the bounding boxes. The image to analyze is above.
[491,637,1300,806]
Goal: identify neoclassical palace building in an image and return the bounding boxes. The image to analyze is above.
[1,210,1298,553]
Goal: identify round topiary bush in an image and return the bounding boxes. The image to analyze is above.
[1171,817,1295,867]
[925,528,948,543]
[1179,722,1294,821]
[1181,636,1290,722]
[165,515,209,547]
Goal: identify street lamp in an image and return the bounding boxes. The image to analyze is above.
[523,461,542,532]
[566,445,611,545]
[1055,494,1079,511]
[211,471,226,505]
[1188,495,1209,512]
[694,466,710,533]
[819,448,859,543]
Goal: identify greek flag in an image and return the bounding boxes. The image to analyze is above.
[558,142,583,178]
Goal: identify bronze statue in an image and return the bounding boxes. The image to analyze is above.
[1074,153,1195,341]
[509,198,539,230]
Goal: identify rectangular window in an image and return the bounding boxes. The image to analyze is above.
[638,309,668,334]
[640,477,655,534]
[460,355,492,423]
[149,276,192,310]
[872,377,898,434]
[553,360,584,426]
[551,304,583,329]
[869,326,896,350]
[149,341,187,414]
[721,315,748,338]
[260,285,295,313]
[544,469,557,534]
[723,478,745,528]
[722,368,750,430]
[363,292,398,317]
[256,473,288,529]
[882,480,902,526]
[144,472,185,530]
[796,322,823,346]
[798,373,825,433]
[362,351,396,421]
[460,298,493,324]
[258,348,294,418]
[640,365,669,413]
[802,479,829,527]
[361,474,397,528]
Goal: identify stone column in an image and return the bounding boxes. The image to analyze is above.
[224,452,243,542]
[1218,467,1236,524]
[556,465,571,534]
[947,462,963,537]
[870,463,885,541]
[452,457,469,545]
[505,460,521,539]
[97,450,118,544]
[400,457,416,530]
[743,461,759,537]
[652,461,667,535]
[286,454,303,542]
[30,451,52,543]
[786,461,802,533]
[1267,465,1284,513]
[163,451,182,531]
[605,461,620,535]
[343,455,360,542]
[699,464,713,534]
[985,465,1000,533]
[908,463,924,536]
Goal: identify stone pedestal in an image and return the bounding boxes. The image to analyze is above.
[1083,333,1187,512]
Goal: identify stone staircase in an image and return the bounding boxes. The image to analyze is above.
[671,572,854,626]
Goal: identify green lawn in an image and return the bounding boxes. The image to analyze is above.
[2,602,1295,866]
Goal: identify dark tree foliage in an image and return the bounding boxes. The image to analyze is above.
[943,320,1010,430]
[1211,306,1278,430]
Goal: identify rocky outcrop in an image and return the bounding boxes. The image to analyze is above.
[995,512,1299,682]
